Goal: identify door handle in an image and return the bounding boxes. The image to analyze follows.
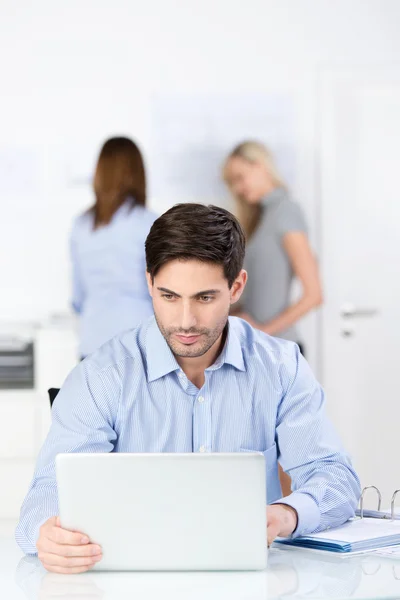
[340,303,379,318]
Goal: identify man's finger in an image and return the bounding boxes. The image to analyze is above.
[47,526,90,546]
[39,539,102,558]
[267,521,281,546]
[38,551,102,568]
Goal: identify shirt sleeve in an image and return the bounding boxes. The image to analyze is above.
[273,345,360,537]
[70,222,85,314]
[275,200,308,238]
[15,361,119,555]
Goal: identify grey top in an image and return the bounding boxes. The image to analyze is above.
[241,187,308,342]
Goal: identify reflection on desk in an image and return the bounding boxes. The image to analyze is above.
[13,546,400,600]
[15,556,268,600]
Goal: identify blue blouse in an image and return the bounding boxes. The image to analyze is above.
[70,201,156,356]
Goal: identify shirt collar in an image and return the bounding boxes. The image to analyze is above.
[145,317,246,383]
[262,186,287,208]
[145,318,181,382]
[114,198,135,219]
[209,319,246,372]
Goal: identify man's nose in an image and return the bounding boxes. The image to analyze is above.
[180,302,197,330]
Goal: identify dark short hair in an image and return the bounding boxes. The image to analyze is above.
[145,204,246,287]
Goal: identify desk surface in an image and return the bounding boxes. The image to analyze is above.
[2,536,400,600]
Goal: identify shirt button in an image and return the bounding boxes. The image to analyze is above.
[199,446,206,453]
[198,396,205,403]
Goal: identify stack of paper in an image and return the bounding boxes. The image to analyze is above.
[275,518,400,553]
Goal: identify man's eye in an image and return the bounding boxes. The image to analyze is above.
[200,296,213,303]
[162,294,175,301]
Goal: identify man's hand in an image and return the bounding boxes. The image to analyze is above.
[36,517,102,574]
[267,504,298,546]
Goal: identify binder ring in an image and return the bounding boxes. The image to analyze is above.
[391,489,400,521]
[359,485,382,519]
[393,565,400,581]
[361,560,381,576]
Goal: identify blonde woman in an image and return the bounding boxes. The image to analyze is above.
[224,141,323,497]
[223,141,322,356]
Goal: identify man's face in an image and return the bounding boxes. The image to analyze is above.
[146,260,246,358]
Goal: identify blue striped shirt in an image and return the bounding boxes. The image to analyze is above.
[16,317,360,555]
[70,201,157,356]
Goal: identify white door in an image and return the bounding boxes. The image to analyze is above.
[320,67,400,504]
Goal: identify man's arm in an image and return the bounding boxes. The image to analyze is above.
[15,361,118,554]
[272,345,360,538]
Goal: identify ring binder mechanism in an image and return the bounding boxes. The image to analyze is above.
[356,486,400,521]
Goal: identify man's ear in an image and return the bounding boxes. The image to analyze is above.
[230,270,247,305]
[146,271,153,297]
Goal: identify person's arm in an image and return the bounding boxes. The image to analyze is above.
[271,345,360,538]
[15,361,119,555]
[238,201,323,335]
[260,232,322,335]
[70,227,85,314]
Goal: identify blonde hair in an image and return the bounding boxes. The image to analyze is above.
[223,141,286,238]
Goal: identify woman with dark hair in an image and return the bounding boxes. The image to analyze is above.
[70,137,156,358]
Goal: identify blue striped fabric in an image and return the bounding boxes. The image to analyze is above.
[16,317,360,555]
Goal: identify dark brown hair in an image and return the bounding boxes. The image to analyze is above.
[145,204,246,287]
[92,137,146,227]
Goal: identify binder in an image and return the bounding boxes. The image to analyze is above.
[275,486,400,554]
[354,485,400,520]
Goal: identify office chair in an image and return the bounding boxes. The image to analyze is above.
[48,388,60,408]
[279,465,292,497]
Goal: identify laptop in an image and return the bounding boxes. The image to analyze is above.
[56,452,267,571]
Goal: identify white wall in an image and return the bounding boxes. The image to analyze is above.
[1,0,400,371]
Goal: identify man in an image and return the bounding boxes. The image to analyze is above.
[16,204,360,574]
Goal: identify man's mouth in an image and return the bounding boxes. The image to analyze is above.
[175,334,202,345]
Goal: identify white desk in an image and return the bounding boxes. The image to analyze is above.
[2,535,400,600]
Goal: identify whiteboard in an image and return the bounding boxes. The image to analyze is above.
[149,93,296,209]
